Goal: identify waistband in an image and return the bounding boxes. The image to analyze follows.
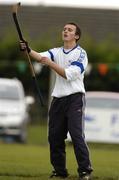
[53,92,85,99]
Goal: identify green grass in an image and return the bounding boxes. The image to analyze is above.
[27,124,48,145]
[0,125,119,180]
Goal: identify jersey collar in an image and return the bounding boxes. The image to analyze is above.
[63,44,78,54]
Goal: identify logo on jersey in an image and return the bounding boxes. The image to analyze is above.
[78,51,85,62]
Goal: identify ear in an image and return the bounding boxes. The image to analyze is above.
[75,35,79,40]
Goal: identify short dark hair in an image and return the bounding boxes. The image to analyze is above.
[66,22,81,42]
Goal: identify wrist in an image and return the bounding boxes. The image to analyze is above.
[27,46,31,53]
[48,60,54,67]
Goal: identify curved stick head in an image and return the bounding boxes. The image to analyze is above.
[12,2,21,14]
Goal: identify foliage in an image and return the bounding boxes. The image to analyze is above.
[82,34,119,63]
[81,34,119,92]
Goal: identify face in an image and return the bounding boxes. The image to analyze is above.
[62,24,79,43]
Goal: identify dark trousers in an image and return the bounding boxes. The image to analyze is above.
[48,93,92,175]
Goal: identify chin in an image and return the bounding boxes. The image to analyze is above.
[63,38,69,42]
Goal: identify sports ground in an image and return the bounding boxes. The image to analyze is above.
[0,125,119,180]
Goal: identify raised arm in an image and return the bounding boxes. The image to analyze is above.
[19,41,67,79]
[20,41,42,62]
[29,49,42,62]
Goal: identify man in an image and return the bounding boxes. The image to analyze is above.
[20,22,93,180]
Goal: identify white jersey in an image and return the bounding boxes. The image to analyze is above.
[40,45,88,98]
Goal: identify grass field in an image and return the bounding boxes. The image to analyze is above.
[0,125,119,180]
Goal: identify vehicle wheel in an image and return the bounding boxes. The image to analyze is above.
[15,128,27,143]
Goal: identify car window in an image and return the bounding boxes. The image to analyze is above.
[0,85,20,100]
[86,97,119,109]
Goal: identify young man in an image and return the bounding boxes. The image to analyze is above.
[20,22,93,180]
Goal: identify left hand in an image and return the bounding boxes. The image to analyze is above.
[39,56,51,66]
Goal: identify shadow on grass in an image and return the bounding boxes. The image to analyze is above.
[0,173,41,178]
[0,173,118,180]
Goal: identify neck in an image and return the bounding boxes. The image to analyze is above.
[63,41,77,49]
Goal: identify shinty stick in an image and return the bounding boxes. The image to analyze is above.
[12,2,44,106]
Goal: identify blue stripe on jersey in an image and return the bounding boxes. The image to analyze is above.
[71,61,84,73]
[48,50,54,61]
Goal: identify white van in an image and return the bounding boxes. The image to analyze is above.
[85,91,119,143]
[67,91,119,144]
[0,78,34,143]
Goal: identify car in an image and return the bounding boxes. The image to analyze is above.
[67,91,119,144]
[0,78,34,143]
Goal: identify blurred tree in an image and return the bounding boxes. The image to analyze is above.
[82,34,119,63]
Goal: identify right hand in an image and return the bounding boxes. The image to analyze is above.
[19,40,31,53]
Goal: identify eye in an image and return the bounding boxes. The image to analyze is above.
[67,28,73,32]
[63,28,67,32]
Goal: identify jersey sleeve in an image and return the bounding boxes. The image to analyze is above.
[39,48,57,61]
[65,50,88,81]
